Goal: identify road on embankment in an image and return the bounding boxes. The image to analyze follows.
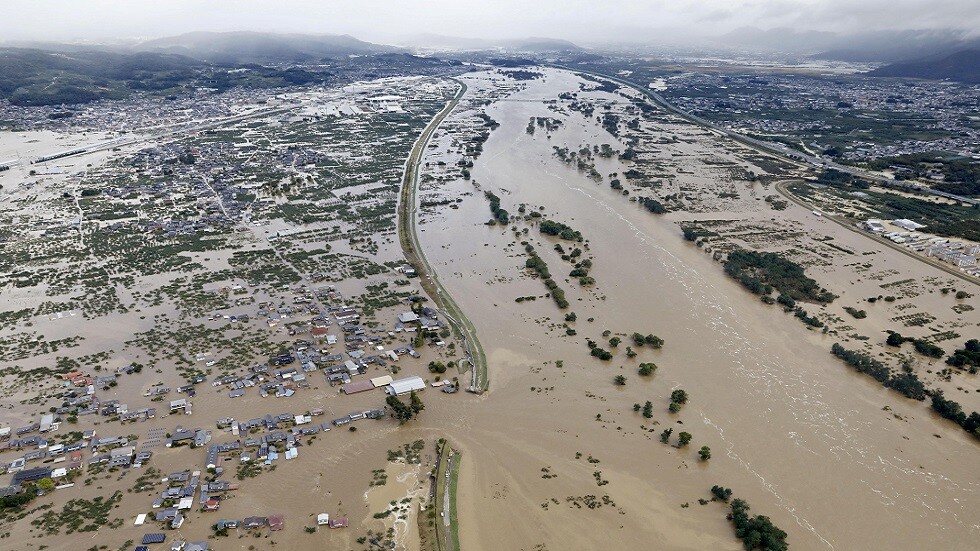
[556,65,979,287]
[773,180,979,287]
[556,65,979,207]
[397,78,489,393]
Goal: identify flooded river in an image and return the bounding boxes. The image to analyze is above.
[415,70,979,551]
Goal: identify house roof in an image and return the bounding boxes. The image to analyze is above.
[340,380,375,394]
[386,376,426,395]
[142,533,166,544]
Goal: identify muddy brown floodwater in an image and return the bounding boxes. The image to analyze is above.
[413,70,979,551]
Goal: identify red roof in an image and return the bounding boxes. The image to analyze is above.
[341,380,374,394]
[328,517,348,528]
[268,514,284,531]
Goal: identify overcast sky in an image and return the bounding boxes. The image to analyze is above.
[4,0,979,44]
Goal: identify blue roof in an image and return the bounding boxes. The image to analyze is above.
[141,533,166,544]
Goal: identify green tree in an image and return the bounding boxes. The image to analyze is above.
[638,363,657,376]
[428,361,447,374]
[609,336,621,347]
[670,389,688,404]
[886,332,905,347]
[409,391,425,417]
[37,478,55,492]
[699,446,711,461]
[642,401,654,419]
[659,428,673,443]
[644,334,665,348]
[668,401,681,413]
[710,485,732,501]
[613,375,627,386]
[625,347,637,358]
[678,432,692,447]
[386,395,414,423]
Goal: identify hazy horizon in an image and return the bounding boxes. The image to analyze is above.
[4,0,980,46]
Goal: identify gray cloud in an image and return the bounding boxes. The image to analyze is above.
[3,0,979,44]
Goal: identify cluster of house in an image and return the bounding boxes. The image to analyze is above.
[207,317,426,401]
[210,361,314,399]
[258,285,343,329]
[147,469,239,521]
[137,532,209,551]
[125,406,373,535]
[135,512,344,551]
[0,422,155,491]
[862,219,980,275]
[89,438,152,469]
[50,369,163,422]
[1,419,82,474]
[340,374,428,398]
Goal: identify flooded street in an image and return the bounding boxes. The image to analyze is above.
[416,70,979,550]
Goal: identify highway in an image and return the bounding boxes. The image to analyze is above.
[553,65,979,287]
[556,65,979,207]
[13,105,292,168]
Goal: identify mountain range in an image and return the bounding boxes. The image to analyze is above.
[135,31,396,64]
[867,48,980,83]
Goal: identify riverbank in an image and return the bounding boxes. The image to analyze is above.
[412,67,978,551]
[398,78,489,393]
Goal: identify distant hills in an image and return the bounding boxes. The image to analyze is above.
[399,34,582,53]
[716,26,980,64]
[0,48,204,106]
[867,49,980,83]
[0,30,469,107]
[713,26,980,84]
[135,31,398,64]
[813,31,980,63]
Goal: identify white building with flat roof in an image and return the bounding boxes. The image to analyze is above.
[893,218,925,231]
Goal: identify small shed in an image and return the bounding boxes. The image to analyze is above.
[328,516,349,529]
[317,513,330,525]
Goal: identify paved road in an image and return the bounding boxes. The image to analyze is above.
[443,454,453,531]
[554,66,978,287]
[19,105,291,168]
[774,180,979,287]
[556,65,979,207]
[397,79,489,393]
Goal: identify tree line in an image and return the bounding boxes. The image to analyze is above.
[830,343,926,400]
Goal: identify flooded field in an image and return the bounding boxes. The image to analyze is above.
[414,69,979,550]
[0,66,976,551]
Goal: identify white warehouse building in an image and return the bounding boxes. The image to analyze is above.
[385,376,426,396]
